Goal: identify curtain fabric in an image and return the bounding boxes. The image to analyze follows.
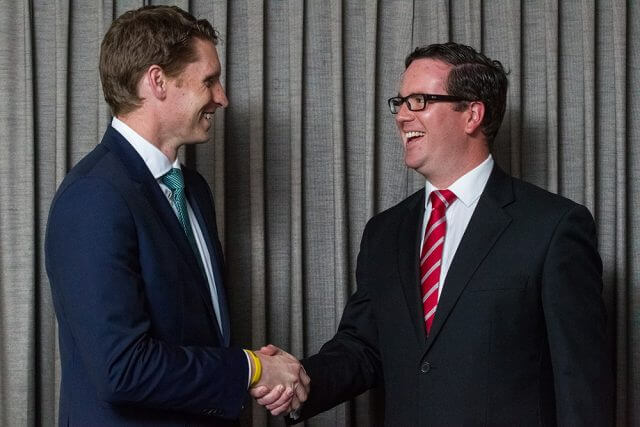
[0,1,637,425]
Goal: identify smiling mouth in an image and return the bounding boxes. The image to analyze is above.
[405,130,425,144]
[203,112,214,120]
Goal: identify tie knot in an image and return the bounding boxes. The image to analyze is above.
[429,189,456,211]
[162,168,185,192]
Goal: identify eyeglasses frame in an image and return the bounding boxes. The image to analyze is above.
[387,93,473,114]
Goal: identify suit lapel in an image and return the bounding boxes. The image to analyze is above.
[397,190,429,346]
[183,170,231,346]
[100,127,218,329]
[425,166,514,350]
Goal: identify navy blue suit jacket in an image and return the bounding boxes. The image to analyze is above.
[46,126,247,426]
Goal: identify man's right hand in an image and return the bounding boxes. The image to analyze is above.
[250,345,310,416]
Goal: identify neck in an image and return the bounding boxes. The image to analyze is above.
[116,113,178,162]
[426,151,490,189]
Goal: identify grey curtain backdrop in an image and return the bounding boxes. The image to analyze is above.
[0,0,637,425]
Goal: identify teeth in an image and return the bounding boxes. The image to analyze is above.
[405,131,425,139]
[203,113,213,120]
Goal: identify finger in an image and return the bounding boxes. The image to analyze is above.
[250,385,270,399]
[256,385,285,406]
[270,400,294,416]
[293,382,308,403]
[300,366,311,386]
[267,396,293,414]
[290,395,301,411]
[259,344,280,355]
[265,387,293,411]
[265,387,294,411]
[270,396,299,416]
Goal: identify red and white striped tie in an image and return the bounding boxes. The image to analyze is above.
[420,189,456,334]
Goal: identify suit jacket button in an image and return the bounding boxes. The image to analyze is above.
[420,361,431,373]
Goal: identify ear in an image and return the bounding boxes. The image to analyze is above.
[145,65,168,101]
[464,101,485,135]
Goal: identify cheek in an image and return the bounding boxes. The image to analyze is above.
[415,110,432,126]
[172,95,189,113]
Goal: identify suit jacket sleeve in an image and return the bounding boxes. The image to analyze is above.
[292,219,383,422]
[542,204,613,424]
[45,176,248,418]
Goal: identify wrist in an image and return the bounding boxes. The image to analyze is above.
[246,350,262,387]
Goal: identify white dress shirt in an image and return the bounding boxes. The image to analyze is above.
[111,117,224,334]
[420,155,494,298]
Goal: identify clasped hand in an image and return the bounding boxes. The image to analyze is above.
[250,344,310,415]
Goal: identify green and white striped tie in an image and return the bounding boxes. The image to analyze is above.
[162,168,200,259]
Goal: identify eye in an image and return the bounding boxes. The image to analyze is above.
[409,94,425,108]
[203,76,218,88]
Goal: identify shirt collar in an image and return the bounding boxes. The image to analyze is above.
[111,117,178,178]
[425,154,494,208]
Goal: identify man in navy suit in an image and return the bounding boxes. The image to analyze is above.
[256,42,613,425]
[45,6,308,426]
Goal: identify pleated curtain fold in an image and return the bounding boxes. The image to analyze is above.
[0,1,637,426]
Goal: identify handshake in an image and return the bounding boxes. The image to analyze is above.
[248,344,311,416]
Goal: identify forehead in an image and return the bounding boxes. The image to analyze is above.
[185,38,221,75]
[399,58,452,94]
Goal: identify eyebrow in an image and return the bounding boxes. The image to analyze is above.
[204,76,215,84]
[203,69,221,84]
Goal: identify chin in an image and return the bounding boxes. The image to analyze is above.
[404,155,423,171]
[184,133,209,145]
[193,127,211,143]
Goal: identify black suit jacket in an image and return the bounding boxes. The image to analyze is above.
[296,166,613,426]
[46,126,247,426]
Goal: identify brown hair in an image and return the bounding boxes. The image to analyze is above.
[406,42,508,144]
[99,5,218,115]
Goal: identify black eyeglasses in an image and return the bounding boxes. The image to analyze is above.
[387,93,471,114]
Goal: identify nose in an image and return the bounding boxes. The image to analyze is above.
[395,100,414,124]
[212,83,229,109]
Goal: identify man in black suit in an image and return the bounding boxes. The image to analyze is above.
[255,42,613,425]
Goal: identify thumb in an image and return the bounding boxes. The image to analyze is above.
[258,344,280,356]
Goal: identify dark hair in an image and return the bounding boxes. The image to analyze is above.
[405,42,508,143]
[99,5,218,115]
